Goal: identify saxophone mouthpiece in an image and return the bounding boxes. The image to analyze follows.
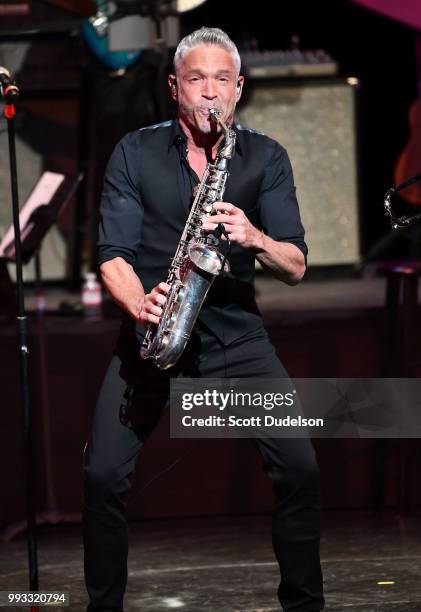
[209,108,221,121]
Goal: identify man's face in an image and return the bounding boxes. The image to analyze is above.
[169,44,243,134]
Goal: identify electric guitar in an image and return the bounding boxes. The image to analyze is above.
[394,97,421,206]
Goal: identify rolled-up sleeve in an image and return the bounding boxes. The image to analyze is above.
[97,134,144,267]
[257,139,308,261]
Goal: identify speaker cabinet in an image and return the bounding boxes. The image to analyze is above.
[238,78,360,266]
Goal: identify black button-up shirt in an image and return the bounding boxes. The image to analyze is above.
[98,119,307,345]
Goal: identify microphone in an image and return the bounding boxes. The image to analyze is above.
[0,66,20,101]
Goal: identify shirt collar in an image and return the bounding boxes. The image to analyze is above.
[168,118,187,152]
[168,118,243,156]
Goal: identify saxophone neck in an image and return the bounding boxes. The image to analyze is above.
[217,128,236,163]
[209,109,236,162]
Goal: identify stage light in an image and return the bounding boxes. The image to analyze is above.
[177,0,207,11]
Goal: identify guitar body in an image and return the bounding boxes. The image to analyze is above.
[395,98,421,205]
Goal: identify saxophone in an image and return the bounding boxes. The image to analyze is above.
[140,109,236,370]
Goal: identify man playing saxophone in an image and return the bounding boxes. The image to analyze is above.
[84,27,324,612]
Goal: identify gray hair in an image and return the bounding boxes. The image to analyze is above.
[173,27,241,75]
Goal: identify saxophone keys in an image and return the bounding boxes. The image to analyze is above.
[176,285,185,303]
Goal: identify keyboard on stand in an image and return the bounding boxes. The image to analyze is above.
[240,49,338,79]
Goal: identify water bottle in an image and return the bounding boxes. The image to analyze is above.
[81,272,102,320]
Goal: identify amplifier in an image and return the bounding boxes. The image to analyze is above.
[238,78,361,266]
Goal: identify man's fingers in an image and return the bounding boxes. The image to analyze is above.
[213,201,236,213]
[153,293,167,306]
[157,282,170,293]
[147,313,161,324]
[209,214,233,225]
[141,288,168,325]
[149,303,163,316]
[142,302,162,324]
[139,309,160,325]
[203,223,228,233]
[203,216,236,231]
[202,222,217,232]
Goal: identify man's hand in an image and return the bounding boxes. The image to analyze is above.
[100,258,170,323]
[201,201,305,285]
[202,202,263,250]
[138,282,170,325]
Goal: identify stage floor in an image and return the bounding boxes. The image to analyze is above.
[2,511,421,611]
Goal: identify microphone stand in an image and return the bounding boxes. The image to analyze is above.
[358,172,421,268]
[384,172,421,229]
[2,83,40,610]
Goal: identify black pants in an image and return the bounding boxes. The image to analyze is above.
[83,326,324,611]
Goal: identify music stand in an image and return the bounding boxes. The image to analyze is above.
[2,170,83,541]
[0,170,82,266]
